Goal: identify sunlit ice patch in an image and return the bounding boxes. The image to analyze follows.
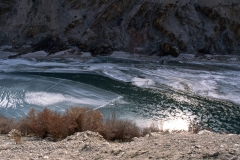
[132,77,155,87]
[24,92,105,107]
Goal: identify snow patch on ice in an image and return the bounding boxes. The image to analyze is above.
[132,77,155,87]
[20,51,48,58]
[24,92,102,106]
[110,51,131,58]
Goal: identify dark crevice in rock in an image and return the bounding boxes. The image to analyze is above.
[32,35,69,53]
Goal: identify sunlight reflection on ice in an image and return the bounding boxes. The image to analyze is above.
[135,117,190,132]
[161,118,190,132]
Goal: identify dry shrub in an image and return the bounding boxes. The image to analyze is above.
[15,119,26,135]
[99,113,141,142]
[102,119,141,142]
[0,114,15,134]
[47,113,76,141]
[82,110,103,131]
[65,107,104,132]
[65,107,88,131]
[17,107,104,141]
[142,123,160,136]
[23,108,49,138]
[1,107,156,142]
[21,108,78,141]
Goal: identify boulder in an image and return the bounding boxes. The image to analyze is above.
[8,129,21,144]
[90,43,113,56]
[161,43,180,57]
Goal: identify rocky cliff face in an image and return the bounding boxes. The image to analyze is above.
[0,0,240,56]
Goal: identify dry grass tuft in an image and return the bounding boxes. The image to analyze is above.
[0,114,15,134]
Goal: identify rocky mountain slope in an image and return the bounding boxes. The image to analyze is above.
[0,0,240,56]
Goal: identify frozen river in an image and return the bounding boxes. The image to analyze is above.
[0,53,240,133]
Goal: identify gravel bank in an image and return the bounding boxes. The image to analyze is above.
[0,130,239,160]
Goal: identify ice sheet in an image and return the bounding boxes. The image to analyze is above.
[0,74,120,118]
[0,57,240,105]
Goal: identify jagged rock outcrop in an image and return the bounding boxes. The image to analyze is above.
[0,0,240,56]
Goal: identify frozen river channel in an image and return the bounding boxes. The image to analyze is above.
[0,54,240,133]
